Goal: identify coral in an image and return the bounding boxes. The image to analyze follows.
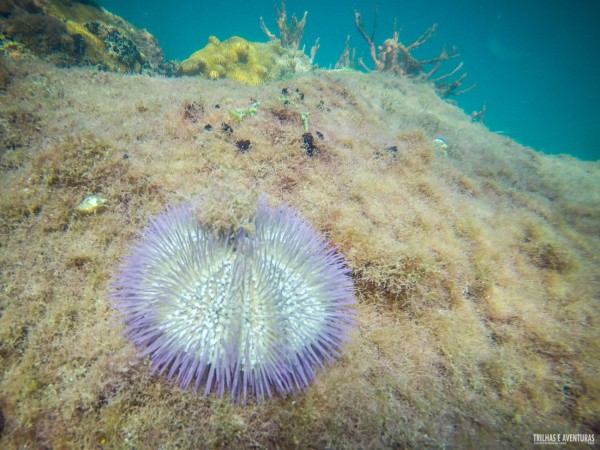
[177,36,312,85]
[335,35,356,69]
[110,197,355,403]
[471,103,487,123]
[354,11,475,98]
[259,0,307,50]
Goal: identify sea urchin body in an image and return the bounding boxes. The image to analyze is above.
[110,198,354,402]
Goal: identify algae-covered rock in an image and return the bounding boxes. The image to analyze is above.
[177,36,312,85]
[0,54,9,88]
[0,0,170,74]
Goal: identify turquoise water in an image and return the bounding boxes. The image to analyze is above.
[97,0,600,161]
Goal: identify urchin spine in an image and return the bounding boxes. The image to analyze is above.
[111,198,354,402]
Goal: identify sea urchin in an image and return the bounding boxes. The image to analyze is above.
[110,197,354,402]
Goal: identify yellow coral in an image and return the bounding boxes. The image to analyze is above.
[177,36,312,85]
[231,68,262,86]
[229,40,252,64]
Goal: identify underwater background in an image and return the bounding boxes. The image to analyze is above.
[97,0,600,161]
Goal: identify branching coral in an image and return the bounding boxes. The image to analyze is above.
[259,0,320,62]
[354,11,475,98]
[335,35,356,69]
[260,0,307,50]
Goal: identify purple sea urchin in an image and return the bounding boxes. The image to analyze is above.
[110,198,354,402]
